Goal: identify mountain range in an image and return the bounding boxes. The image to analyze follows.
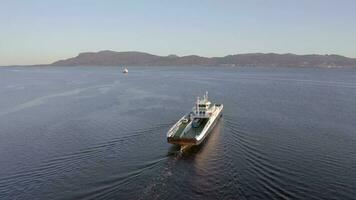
[51,50,356,67]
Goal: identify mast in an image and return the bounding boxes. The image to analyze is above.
[196,96,200,114]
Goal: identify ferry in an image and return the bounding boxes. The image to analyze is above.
[167,92,223,149]
[122,67,128,73]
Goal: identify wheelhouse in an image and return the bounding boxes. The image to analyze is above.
[191,92,212,119]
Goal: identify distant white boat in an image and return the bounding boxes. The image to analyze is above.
[122,68,128,73]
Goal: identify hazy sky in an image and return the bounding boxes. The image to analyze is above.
[1,0,356,65]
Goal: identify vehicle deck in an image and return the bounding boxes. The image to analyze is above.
[170,118,208,139]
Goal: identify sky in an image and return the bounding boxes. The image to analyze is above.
[1,0,356,65]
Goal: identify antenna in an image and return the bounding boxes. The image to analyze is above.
[196,96,200,114]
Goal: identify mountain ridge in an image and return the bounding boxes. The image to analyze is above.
[51,50,356,67]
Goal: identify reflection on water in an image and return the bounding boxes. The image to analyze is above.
[0,66,356,200]
[189,120,223,165]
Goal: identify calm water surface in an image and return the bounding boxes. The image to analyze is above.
[0,66,355,200]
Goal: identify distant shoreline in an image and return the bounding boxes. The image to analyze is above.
[2,65,356,69]
[2,50,356,68]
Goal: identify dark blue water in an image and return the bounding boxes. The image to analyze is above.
[0,66,355,200]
